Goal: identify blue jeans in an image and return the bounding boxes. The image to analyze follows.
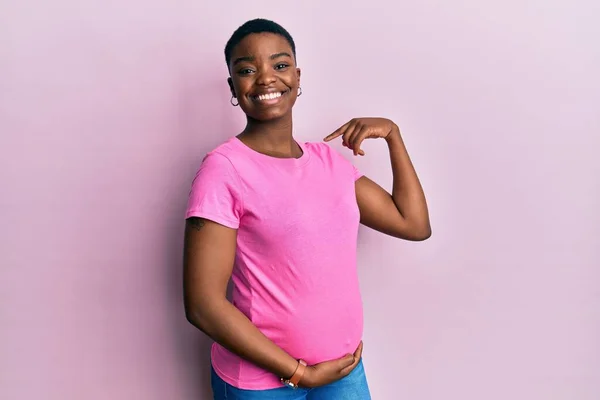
[211,359,371,399]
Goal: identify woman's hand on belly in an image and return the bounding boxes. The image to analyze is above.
[300,341,363,388]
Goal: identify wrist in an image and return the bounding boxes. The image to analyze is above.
[385,123,401,144]
[282,358,300,380]
[280,359,307,389]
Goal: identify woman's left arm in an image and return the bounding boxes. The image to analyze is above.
[325,118,431,241]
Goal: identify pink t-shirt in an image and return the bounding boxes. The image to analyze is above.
[185,137,364,390]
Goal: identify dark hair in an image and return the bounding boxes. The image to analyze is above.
[224,18,296,68]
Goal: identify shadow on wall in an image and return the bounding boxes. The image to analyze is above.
[163,66,240,399]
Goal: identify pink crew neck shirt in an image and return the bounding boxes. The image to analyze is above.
[185,137,364,390]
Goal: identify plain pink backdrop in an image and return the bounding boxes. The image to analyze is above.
[1,1,599,399]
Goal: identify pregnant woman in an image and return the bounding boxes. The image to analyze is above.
[183,18,431,400]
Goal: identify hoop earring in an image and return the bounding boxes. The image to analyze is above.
[297,87,302,97]
[230,96,239,106]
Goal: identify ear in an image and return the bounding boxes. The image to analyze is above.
[296,68,301,86]
[227,77,236,97]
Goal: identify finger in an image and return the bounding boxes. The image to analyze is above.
[324,121,351,142]
[349,126,368,156]
[338,340,364,376]
[342,120,359,149]
[339,353,360,376]
[335,353,356,371]
[347,124,362,156]
[340,341,363,374]
[354,340,364,359]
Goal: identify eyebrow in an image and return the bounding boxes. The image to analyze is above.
[232,52,293,66]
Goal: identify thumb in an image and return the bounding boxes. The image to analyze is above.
[337,353,355,370]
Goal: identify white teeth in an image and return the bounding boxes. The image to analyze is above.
[256,92,283,101]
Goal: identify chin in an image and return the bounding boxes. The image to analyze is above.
[244,107,292,122]
[252,112,288,122]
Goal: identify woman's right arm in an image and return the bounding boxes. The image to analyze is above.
[183,216,300,380]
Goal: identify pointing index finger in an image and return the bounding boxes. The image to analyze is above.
[323,130,343,142]
[323,122,350,142]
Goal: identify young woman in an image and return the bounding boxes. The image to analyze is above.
[183,18,431,400]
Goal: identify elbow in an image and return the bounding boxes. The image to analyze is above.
[185,306,203,329]
[414,226,432,241]
[184,302,211,333]
[184,296,226,333]
[406,223,432,241]
[389,221,432,241]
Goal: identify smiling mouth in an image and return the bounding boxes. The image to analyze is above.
[251,90,288,103]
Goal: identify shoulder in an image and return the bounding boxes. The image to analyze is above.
[204,138,238,162]
[303,141,362,181]
[190,140,243,189]
[303,141,350,164]
[303,141,338,159]
[197,138,240,172]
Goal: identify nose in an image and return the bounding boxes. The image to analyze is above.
[256,67,276,86]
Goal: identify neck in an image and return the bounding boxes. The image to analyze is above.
[239,113,299,156]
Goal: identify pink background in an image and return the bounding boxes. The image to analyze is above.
[1,1,599,399]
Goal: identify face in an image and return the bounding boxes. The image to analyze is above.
[228,33,301,121]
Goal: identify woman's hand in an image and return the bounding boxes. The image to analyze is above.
[324,117,399,156]
[299,341,363,388]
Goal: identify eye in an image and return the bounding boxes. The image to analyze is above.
[275,63,289,70]
[237,68,254,75]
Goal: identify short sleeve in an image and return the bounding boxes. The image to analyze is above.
[185,152,243,229]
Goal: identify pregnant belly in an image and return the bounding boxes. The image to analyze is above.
[211,288,364,390]
[253,290,364,365]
